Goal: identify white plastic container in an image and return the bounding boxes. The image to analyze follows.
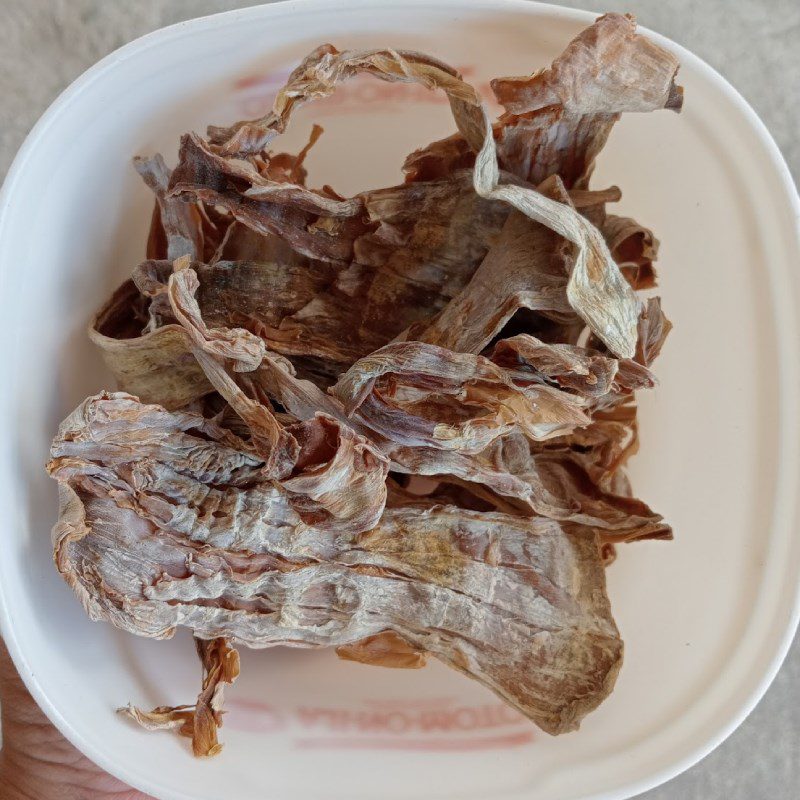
[1,2,799,799]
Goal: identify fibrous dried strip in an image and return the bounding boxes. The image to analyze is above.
[134,155,205,262]
[405,13,682,189]
[540,399,640,485]
[351,173,510,343]
[336,631,428,669]
[601,214,660,290]
[260,123,324,185]
[633,296,672,367]
[471,106,641,358]
[333,341,589,452]
[161,260,300,478]
[322,337,664,537]
[402,176,577,354]
[170,133,369,264]
[488,320,661,408]
[491,13,682,115]
[91,239,350,409]
[94,251,351,394]
[402,175,664,354]
[377,391,661,541]
[402,14,679,325]
[385,430,667,539]
[240,173,508,366]
[48,411,622,734]
[569,187,661,291]
[163,261,374,484]
[207,46,486,157]
[120,637,240,757]
[135,131,322,266]
[136,154,233,265]
[89,279,212,411]
[109,171,510,382]
[49,392,389,558]
[489,334,619,397]
[590,297,671,402]
[167,259,266,373]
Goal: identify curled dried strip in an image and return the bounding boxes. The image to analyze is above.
[253,174,508,366]
[101,250,350,383]
[170,133,369,264]
[171,48,488,266]
[491,14,682,116]
[166,260,299,476]
[387,430,667,539]
[134,154,205,262]
[384,471,668,547]
[238,341,663,539]
[634,296,672,367]
[193,348,300,477]
[398,16,679,352]
[569,186,623,209]
[472,107,641,358]
[168,258,266,372]
[208,46,485,157]
[136,154,231,265]
[489,335,619,397]
[242,178,362,216]
[403,177,664,354]
[402,176,576,353]
[120,637,240,757]
[597,297,671,400]
[265,123,324,184]
[405,13,682,189]
[131,259,175,332]
[94,251,350,426]
[333,341,589,452]
[568,188,661,291]
[543,400,641,485]
[89,279,212,410]
[336,631,428,669]
[254,353,350,425]
[602,214,660,290]
[351,173,509,346]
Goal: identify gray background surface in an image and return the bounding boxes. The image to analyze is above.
[1,1,798,798]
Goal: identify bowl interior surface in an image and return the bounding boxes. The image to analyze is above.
[0,2,798,800]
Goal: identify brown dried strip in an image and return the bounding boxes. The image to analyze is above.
[333,341,589,452]
[120,637,240,757]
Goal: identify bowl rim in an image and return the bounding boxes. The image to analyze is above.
[0,1,798,799]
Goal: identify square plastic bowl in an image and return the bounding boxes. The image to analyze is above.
[1,2,799,799]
